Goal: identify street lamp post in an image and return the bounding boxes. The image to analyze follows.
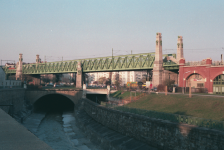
[183,71,191,94]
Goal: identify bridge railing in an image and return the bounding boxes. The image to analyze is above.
[212,61,224,66]
[185,61,224,66]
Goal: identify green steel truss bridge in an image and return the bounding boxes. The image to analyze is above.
[3,53,179,74]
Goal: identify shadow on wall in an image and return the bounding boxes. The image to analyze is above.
[86,94,107,104]
[33,94,74,112]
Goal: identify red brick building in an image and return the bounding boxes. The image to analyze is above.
[179,58,224,94]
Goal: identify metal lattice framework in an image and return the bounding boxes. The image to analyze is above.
[3,53,179,74]
[2,67,16,74]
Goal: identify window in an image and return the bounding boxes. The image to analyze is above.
[197,83,204,88]
[213,74,224,85]
[195,74,200,79]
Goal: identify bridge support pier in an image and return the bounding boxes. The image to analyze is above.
[76,62,83,88]
[107,85,110,101]
[152,33,163,87]
[82,84,86,98]
[16,53,23,80]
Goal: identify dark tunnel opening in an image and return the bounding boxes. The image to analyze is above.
[86,94,107,104]
[34,94,74,113]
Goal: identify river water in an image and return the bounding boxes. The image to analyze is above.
[23,111,101,150]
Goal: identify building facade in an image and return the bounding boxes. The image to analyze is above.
[179,58,224,94]
[87,71,148,86]
[0,67,22,88]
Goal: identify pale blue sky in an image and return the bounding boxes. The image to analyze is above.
[0,0,223,64]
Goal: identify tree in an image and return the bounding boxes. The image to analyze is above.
[93,81,98,84]
[114,80,120,90]
[105,78,111,85]
[98,77,106,84]
[42,77,50,84]
[114,73,122,89]
[163,56,168,62]
[52,74,61,84]
[141,77,146,83]
[163,78,175,87]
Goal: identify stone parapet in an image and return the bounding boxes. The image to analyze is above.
[179,58,185,66]
[206,58,212,65]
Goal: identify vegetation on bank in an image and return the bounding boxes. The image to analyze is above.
[110,91,224,121]
[110,90,143,99]
[108,91,224,130]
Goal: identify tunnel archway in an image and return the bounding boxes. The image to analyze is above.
[86,94,107,104]
[186,73,206,88]
[33,94,75,112]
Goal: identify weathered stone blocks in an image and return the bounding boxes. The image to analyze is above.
[83,99,224,150]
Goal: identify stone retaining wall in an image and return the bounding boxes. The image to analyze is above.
[0,89,25,114]
[83,98,224,150]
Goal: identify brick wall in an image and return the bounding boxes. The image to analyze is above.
[83,99,224,150]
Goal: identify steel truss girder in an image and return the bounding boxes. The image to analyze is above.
[3,53,179,74]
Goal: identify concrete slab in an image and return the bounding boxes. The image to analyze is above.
[0,109,53,150]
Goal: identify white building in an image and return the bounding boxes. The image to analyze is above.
[0,67,22,88]
[88,72,110,84]
[5,63,16,68]
[87,71,148,86]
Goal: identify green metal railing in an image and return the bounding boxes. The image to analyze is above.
[113,106,224,131]
[3,53,179,74]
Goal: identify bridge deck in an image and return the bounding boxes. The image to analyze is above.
[0,109,53,150]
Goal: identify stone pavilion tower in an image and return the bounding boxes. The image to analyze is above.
[152,33,163,87]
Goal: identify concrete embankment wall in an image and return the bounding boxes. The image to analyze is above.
[0,89,25,114]
[83,98,224,150]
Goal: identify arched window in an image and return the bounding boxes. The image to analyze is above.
[186,73,205,88]
[213,74,224,85]
[213,74,224,94]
